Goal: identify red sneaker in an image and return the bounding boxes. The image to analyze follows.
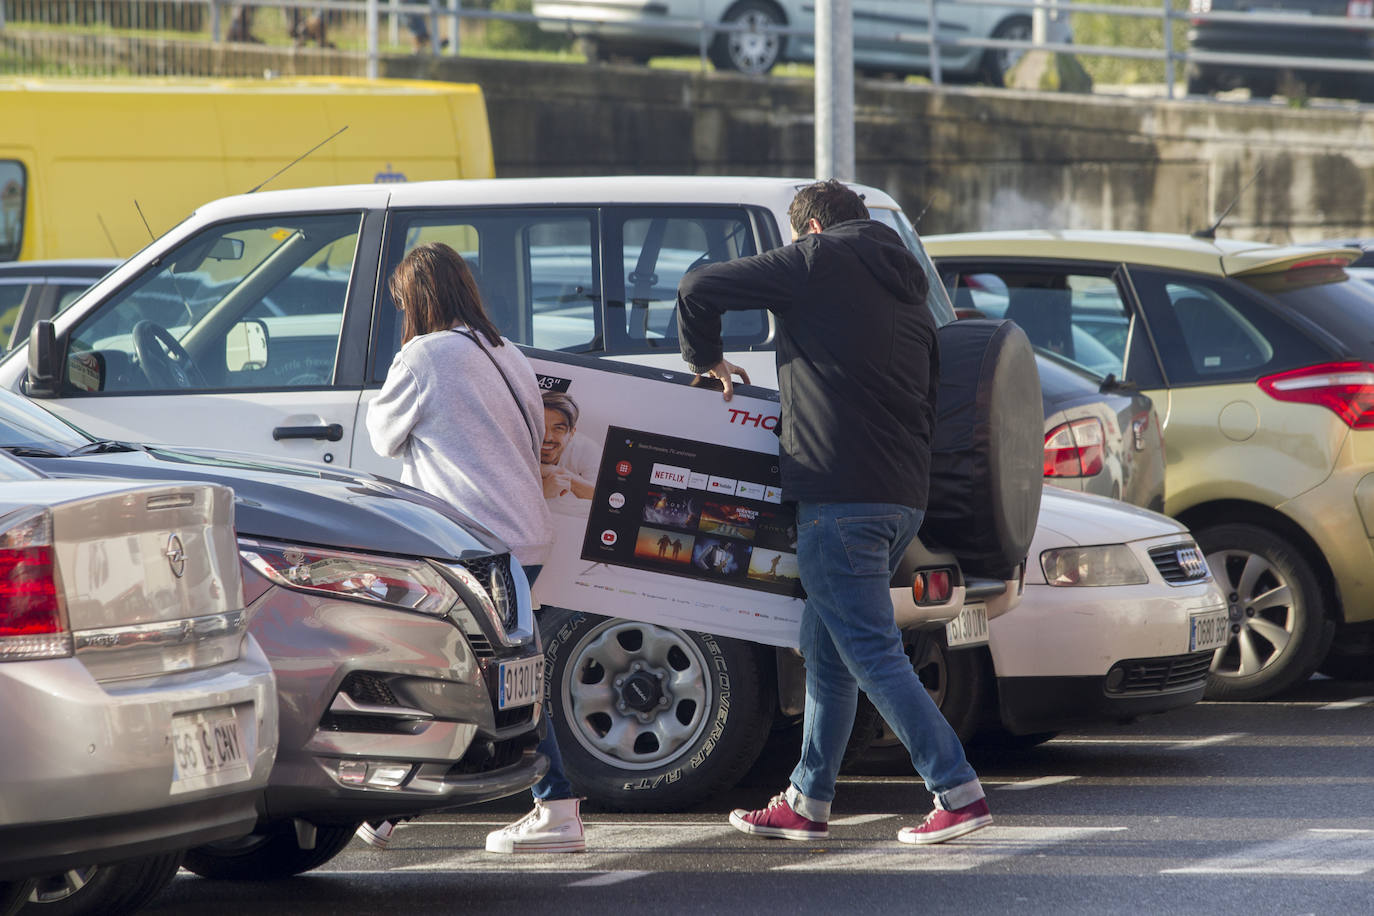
[729,792,829,840]
[898,797,992,845]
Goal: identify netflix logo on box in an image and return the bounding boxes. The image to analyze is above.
[650,463,691,490]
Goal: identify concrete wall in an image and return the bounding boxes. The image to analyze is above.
[385,55,1374,244]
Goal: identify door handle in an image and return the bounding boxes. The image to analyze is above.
[273,424,344,442]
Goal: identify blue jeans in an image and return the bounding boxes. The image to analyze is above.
[523,565,575,802]
[786,503,983,822]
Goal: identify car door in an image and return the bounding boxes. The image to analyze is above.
[1123,265,1339,513]
[38,210,376,465]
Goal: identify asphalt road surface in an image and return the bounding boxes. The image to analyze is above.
[146,676,1374,916]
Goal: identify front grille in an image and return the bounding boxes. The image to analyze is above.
[319,714,407,734]
[467,634,495,658]
[460,554,519,631]
[1148,543,1210,584]
[494,705,535,730]
[1105,651,1214,695]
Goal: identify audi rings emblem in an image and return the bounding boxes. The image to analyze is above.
[1176,547,1207,581]
[165,534,187,578]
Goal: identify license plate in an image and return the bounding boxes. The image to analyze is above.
[171,705,251,793]
[498,655,544,710]
[946,603,989,648]
[1190,610,1230,652]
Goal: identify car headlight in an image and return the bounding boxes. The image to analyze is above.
[240,538,458,615]
[1039,544,1148,587]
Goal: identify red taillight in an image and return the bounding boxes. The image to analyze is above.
[0,508,71,661]
[1258,362,1374,429]
[911,568,955,605]
[1043,418,1105,478]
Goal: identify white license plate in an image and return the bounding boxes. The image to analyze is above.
[171,705,251,793]
[1190,610,1230,652]
[498,655,544,710]
[946,603,989,647]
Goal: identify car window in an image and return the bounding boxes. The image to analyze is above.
[612,209,767,352]
[869,206,956,327]
[376,208,602,376]
[0,161,25,262]
[0,279,32,351]
[63,212,362,394]
[946,268,1129,378]
[0,388,88,451]
[1129,267,1330,385]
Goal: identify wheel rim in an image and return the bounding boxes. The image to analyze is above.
[995,20,1031,76]
[727,10,779,74]
[1205,547,1298,679]
[560,619,711,770]
[29,867,97,904]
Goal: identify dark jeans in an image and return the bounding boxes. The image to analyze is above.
[523,565,575,801]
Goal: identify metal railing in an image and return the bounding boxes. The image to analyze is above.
[2,0,1372,100]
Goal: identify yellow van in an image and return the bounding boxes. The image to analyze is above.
[0,76,493,262]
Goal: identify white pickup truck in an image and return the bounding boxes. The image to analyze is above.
[3,176,1043,810]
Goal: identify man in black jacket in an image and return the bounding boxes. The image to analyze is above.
[676,179,990,846]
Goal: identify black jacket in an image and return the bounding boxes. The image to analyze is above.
[676,219,939,508]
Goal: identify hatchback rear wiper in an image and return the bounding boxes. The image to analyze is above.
[67,439,149,456]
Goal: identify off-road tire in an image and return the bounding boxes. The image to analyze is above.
[1196,523,1333,701]
[542,607,774,811]
[182,822,357,880]
[23,853,183,916]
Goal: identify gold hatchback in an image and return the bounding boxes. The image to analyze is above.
[926,230,1374,700]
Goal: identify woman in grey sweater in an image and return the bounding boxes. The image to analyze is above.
[364,242,587,855]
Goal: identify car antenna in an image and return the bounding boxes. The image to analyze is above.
[912,195,935,229]
[1192,167,1262,240]
[247,125,349,194]
[96,213,120,258]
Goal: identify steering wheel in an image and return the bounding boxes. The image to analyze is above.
[132,320,207,389]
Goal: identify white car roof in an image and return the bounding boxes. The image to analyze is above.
[193,176,904,222]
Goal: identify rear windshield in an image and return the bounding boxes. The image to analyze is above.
[1240,266,1374,362]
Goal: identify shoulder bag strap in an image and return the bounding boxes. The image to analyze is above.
[451,328,540,459]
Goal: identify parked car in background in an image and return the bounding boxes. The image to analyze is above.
[0,176,1045,811]
[926,229,1374,699]
[0,258,116,354]
[532,0,1070,81]
[0,388,547,882]
[0,454,278,915]
[1186,0,1374,100]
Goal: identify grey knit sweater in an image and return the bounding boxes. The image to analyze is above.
[366,328,554,567]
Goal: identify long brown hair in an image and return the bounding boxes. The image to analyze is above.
[389,242,504,346]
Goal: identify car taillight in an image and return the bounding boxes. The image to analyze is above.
[239,537,459,616]
[1258,362,1374,429]
[1043,418,1105,478]
[0,508,72,661]
[911,568,955,605]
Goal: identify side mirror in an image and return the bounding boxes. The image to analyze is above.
[26,319,61,398]
[225,318,268,372]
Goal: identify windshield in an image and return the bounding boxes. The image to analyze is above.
[0,387,91,451]
[869,207,956,327]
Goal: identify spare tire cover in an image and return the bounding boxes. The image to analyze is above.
[923,319,1042,579]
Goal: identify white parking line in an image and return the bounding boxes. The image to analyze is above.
[830,814,898,826]
[1162,829,1374,876]
[1318,696,1374,711]
[1169,733,1244,750]
[772,826,1128,873]
[998,775,1079,791]
[567,871,650,887]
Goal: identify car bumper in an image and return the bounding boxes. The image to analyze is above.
[248,585,546,822]
[0,638,277,879]
[987,573,1224,733]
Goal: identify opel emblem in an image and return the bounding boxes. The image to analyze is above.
[165,534,187,578]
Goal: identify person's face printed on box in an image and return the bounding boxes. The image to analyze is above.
[542,406,573,465]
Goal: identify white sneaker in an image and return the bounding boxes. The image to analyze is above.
[485,798,586,854]
[355,820,396,849]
